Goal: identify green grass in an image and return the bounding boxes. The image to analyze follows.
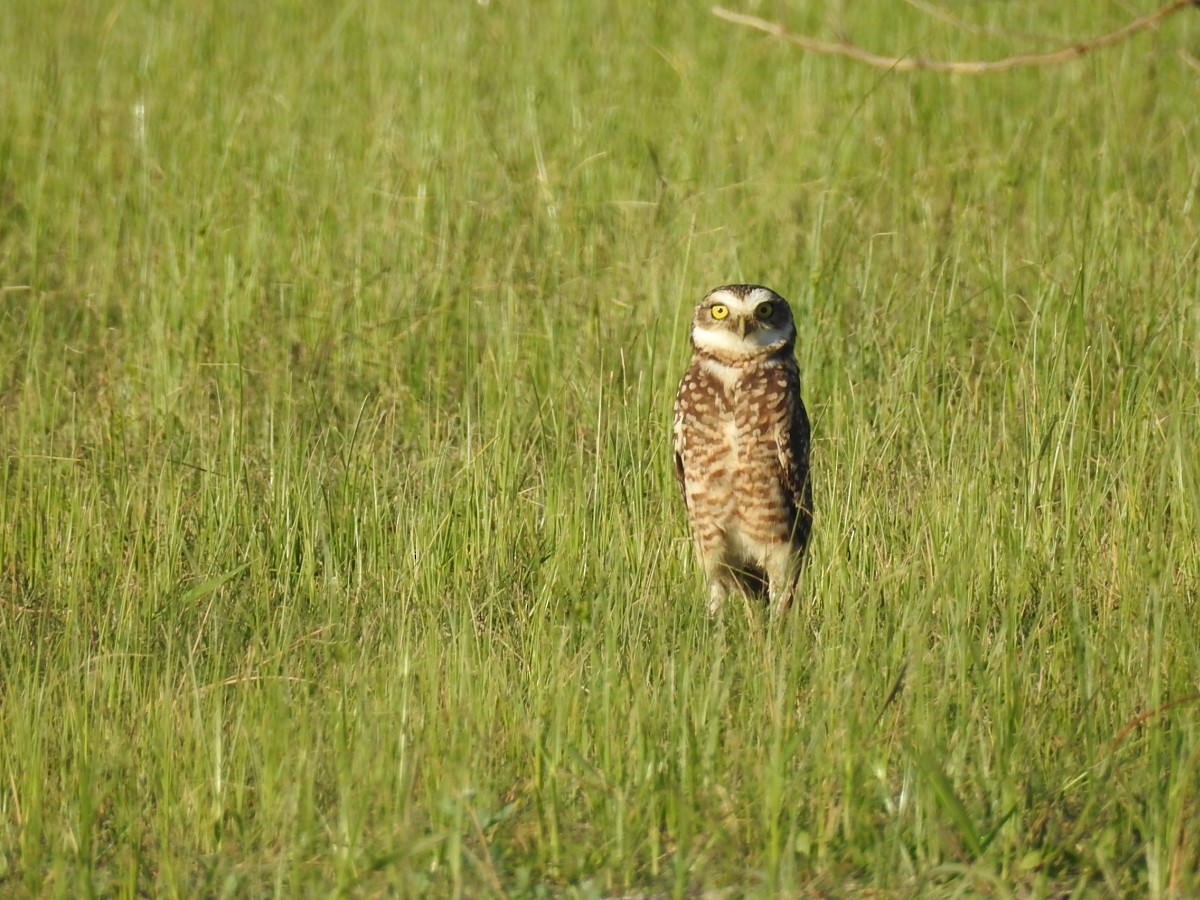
[2,0,1199,895]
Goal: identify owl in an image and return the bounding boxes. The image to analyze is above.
[673,284,813,616]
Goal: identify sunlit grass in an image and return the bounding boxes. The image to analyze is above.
[2,1,1199,895]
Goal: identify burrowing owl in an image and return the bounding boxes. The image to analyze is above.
[673,284,813,615]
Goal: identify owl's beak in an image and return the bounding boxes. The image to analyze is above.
[736,317,748,338]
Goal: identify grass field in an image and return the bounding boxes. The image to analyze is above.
[2,1,1199,895]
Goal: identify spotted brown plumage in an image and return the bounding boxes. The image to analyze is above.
[673,284,813,615]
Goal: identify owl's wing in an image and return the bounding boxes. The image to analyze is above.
[776,366,813,548]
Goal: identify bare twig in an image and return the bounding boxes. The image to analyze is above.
[873,660,908,728]
[1112,692,1200,750]
[712,1,1200,74]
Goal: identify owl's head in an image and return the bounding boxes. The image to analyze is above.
[690,284,795,359]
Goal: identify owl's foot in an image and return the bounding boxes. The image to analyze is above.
[768,588,794,617]
[706,583,728,617]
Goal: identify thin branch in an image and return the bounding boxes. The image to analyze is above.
[873,660,908,728]
[1112,693,1200,750]
[712,1,1200,74]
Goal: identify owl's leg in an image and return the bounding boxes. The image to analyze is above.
[697,545,740,616]
[705,557,771,615]
[706,578,730,616]
[763,543,801,616]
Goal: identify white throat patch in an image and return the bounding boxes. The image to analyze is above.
[691,325,790,359]
[700,355,742,391]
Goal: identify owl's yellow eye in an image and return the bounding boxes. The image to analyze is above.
[710,304,730,320]
[755,302,774,319]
